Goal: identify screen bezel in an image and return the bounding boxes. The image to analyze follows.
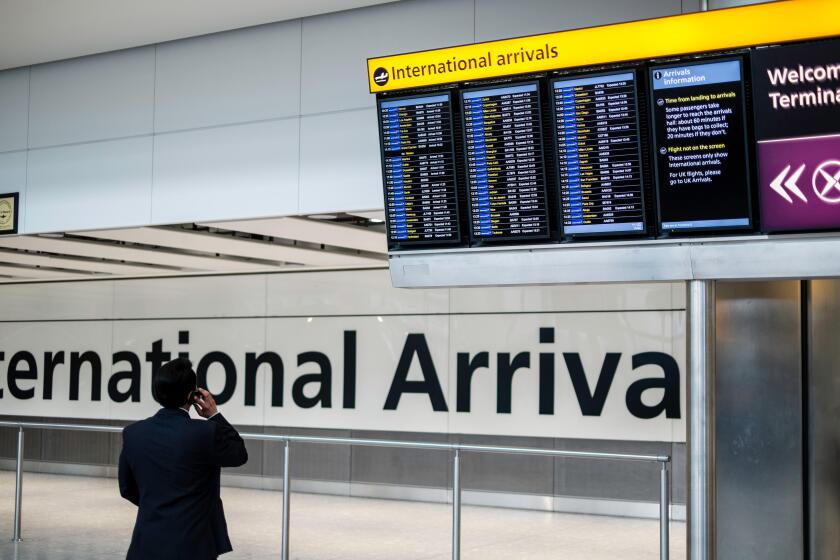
[549,69,648,239]
[459,79,552,245]
[377,90,465,250]
[649,55,755,235]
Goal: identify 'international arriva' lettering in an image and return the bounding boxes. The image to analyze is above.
[0,328,680,419]
[391,45,559,83]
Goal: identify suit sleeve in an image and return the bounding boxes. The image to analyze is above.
[209,413,248,468]
[118,432,139,506]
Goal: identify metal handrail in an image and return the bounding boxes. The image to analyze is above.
[0,420,671,559]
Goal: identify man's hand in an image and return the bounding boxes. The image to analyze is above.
[192,388,219,418]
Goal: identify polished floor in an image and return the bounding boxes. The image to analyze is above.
[0,471,685,559]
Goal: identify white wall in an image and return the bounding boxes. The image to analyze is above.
[0,0,686,234]
[709,0,769,8]
[0,270,687,443]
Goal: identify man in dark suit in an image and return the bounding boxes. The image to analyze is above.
[118,358,248,560]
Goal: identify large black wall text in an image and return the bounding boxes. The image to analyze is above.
[0,328,680,420]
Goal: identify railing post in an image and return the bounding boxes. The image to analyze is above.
[452,448,461,560]
[12,426,24,542]
[281,440,291,560]
[660,461,670,560]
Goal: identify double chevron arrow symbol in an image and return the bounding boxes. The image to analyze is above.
[770,164,808,204]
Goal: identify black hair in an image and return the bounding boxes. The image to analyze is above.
[152,358,197,409]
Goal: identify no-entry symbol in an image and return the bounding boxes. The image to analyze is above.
[813,160,840,204]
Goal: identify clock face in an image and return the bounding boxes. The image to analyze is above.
[0,197,14,232]
[0,199,12,228]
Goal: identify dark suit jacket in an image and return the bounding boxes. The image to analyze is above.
[118,408,248,560]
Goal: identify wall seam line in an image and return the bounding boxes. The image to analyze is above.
[23,66,31,234]
[22,106,372,155]
[297,17,304,215]
[149,45,158,224]
[473,0,477,43]
[299,106,374,119]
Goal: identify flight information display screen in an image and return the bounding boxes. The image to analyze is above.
[379,93,461,246]
[651,58,752,233]
[462,82,550,241]
[552,71,646,236]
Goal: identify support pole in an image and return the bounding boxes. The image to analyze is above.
[660,461,670,560]
[12,426,23,542]
[452,448,461,560]
[689,280,715,560]
[281,440,291,560]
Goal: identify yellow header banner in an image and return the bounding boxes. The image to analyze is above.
[367,0,840,93]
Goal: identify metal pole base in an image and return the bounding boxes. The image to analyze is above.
[661,461,670,560]
[452,448,461,560]
[281,440,291,560]
[13,427,24,543]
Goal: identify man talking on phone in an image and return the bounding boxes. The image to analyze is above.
[118,357,248,560]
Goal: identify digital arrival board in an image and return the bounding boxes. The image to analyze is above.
[552,71,646,236]
[650,58,753,233]
[379,93,460,246]
[462,82,550,241]
[371,1,840,256]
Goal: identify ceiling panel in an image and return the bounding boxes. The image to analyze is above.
[79,227,384,267]
[0,263,93,280]
[347,210,386,222]
[202,217,387,254]
[0,248,168,276]
[0,235,277,273]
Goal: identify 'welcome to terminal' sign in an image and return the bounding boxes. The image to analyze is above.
[753,38,840,231]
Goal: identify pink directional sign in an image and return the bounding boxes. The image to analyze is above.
[758,134,840,231]
[752,38,840,232]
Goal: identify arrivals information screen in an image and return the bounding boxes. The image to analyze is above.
[651,59,752,232]
[462,82,550,241]
[552,72,646,236]
[379,93,461,245]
